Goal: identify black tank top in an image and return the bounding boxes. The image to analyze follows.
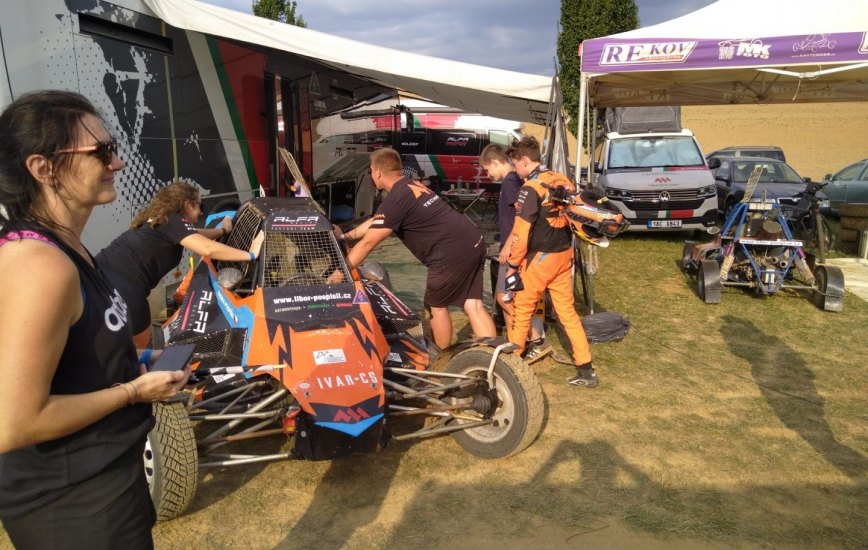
[0,226,154,519]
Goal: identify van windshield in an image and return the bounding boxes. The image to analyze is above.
[609,136,705,169]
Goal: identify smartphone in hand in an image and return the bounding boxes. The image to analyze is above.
[150,344,196,372]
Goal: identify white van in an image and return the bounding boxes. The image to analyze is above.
[592,129,718,231]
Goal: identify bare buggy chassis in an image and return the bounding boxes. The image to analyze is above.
[681,198,844,311]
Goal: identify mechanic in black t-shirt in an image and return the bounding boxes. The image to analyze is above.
[96,182,264,347]
[327,147,496,349]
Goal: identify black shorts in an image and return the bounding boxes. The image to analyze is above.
[424,239,486,308]
[2,460,155,550]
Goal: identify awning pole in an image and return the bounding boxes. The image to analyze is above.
[575,72,588,185]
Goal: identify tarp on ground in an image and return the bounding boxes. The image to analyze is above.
[579,0,868,107]
[144,0,551,123]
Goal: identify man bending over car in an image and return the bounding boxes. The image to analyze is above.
[326,147,496,350]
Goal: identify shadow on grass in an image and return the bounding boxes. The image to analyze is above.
[721,315,867,480]
[381,439,866,548]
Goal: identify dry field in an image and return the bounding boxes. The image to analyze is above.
[683,102,868,182]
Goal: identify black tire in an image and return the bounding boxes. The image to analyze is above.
[812,265,845,312]
[445,348,544,459]
[698,259,721,304]
[145,402,199,521]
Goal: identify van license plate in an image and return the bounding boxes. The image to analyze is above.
[647,220,682,228]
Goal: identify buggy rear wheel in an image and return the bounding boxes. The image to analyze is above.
[698,259,722,304]
[145,402,199,521]
[812,264,845,312]
[445,348,544,459]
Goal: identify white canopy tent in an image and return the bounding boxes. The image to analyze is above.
[576,0,868,165]
[144,0,552,123]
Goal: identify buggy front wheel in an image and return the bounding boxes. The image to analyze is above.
[145,402,199,521]
[445,348,544,458]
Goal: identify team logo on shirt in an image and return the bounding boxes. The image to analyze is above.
[105,288,129,332]
[516,188,530,214]
[371,213,386,226]
[408,182,432,199]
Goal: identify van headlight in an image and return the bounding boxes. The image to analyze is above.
[697,185,716,198]
[605,188,632,199]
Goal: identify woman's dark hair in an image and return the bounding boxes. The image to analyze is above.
[0,90,100,234]
[131,181,199,230]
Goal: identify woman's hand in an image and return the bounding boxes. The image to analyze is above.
[128,364,191,403]
[220,216,233,235]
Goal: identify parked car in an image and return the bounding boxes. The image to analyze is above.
[821,159,868,216]
[707,146,786,163]
[711,156,810,217]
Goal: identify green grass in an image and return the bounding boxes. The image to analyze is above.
[4,229,865,550]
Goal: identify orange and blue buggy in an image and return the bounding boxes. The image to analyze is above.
[144,197,544,521]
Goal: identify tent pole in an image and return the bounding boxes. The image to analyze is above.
[575,73,588,185]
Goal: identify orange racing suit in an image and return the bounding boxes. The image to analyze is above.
[506,168,592,366]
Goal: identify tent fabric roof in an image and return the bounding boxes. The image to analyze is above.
[579,0,868,106]
[143,0,552,123]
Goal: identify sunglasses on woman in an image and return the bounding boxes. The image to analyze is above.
[54,138,119,166]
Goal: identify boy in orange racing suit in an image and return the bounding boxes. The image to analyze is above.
[505,137,598,388]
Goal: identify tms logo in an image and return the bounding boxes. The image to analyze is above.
[333,407,371,423]
[654,177,671,184]
[445,137,470,146]
[601,41,696,65]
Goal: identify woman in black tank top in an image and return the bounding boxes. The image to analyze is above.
[0,91,190,548]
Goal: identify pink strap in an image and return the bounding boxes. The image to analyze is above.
[0,230,57,248]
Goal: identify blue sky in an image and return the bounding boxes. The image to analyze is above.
[198,0,716,75]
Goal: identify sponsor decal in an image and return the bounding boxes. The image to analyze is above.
[181,290,213,333]
[314,370,379,389]
[313,348,347,366]
[445,136,470,146]
[298,381,311,390]
[601,41,696,65]
[104,288,129,332]
[860,33,868,54]
[272,215,319,228]
[718,39,770,60]
[792,34,837,55]
[333,407,371,423]
[353,289,370,304]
